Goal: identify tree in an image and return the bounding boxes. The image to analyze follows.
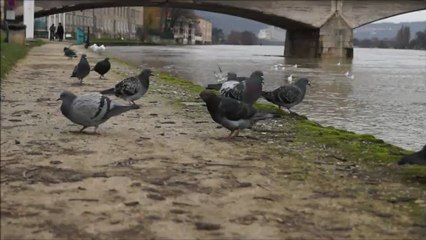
[136,26,144,41]
[212,27,225,44]
[226,31,259,45]
[395,25,411,49]
[409,30,426,49]
[240,31,258,45]
[226,31,242,44]
[162,8,194,33]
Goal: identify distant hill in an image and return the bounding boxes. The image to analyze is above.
[354,21,426,40]
[195,10,268,35]
[195,10,425,41]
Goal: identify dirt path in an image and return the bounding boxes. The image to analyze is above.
[1,42,425,239]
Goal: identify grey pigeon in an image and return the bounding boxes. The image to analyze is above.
[63,47,77,59]
[200,90,276,138]
[398,145,426,165]
[219,70,264,105]
[58,90,139,133]
[70,54,90,84]
[92,58,111,79]
[262,78,311,113]
[100,69,153,105]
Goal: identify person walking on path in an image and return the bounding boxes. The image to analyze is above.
[56,23,64,41]
[49,24,55,41]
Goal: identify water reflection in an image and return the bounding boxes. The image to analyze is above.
[105,45,426,150]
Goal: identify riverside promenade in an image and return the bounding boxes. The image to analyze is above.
[1,42,425,239]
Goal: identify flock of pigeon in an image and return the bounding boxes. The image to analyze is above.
[56,45,425,165]
[58,46,312,139]
[59,46,153,134]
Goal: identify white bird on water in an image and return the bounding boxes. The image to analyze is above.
[287,74,294,83]
[89,44,106,53]
[345,71,354,79]
[272,63,285,71]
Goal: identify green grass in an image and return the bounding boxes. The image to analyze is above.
[0,38,44,79]
[156,72,205,94]
[294,119,411,163]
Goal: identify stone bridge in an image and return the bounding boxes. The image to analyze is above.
[12,0,426,58]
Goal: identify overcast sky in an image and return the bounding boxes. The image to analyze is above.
[376,10,426,23]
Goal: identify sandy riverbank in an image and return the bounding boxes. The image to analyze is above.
[1,42,425,239]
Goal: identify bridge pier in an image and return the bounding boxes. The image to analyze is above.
[284,13,353,59]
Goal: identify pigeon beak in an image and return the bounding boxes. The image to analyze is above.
[56,98,61,101]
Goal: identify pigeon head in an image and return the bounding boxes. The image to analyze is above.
[57,90,76,102]
[227,72,237,80]
[249,70,264,84]
[295,78,311,88]
[63,47,69,51]
[139,69,154,77]
[81,54,87,59]
[199,90,217,102]
[105,57,110,61]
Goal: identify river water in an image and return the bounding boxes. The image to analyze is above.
[105,45,426,151]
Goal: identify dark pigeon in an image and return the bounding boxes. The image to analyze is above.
[92,58,111,79]
[219,70,264,105]
[200,90,276,138]
[398,145,426,165]
[262,78,311,113]
[70,54,90,84]
[100,69,154,105]
[63,47,77,59]
[58,91,139,134]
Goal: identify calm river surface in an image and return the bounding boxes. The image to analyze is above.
[105,45,426,151]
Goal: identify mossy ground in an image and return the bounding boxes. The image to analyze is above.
[0,37,44,79]
[154,71,426,185]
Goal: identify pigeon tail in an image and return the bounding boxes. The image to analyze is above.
[206,83,222,91]
[105,104,139,119]
[251,111,280,122]
[261,91,274,102]
[100,88,115,95]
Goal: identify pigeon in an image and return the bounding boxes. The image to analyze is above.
[92,58,111,79]
[71,54,90,84]
[57,91,139,133]
[63,47,77,59]
[200,90,276,138]
[219,70,264,105]
[100,69,154,105]
[345,71,354,79]
[272,64,285,71]
[89,43,99,51]
[337,61,341,66]
[293,64,298,68]
[398,145,426,165]
[287,74,293,83]
[262,78,311,113]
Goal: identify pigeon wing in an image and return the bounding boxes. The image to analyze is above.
[276,85,302,104]
[220,81,244,101]
[114,77,139,96]
[217,96,256,120]
[71,94,110,123]
[71,65,77,77]
[220,81,239,97]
